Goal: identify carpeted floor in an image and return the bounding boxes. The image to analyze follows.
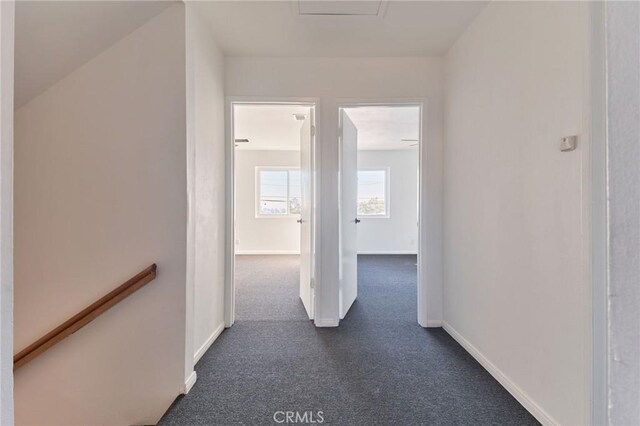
[159,254,539,425]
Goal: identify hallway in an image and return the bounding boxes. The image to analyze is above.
[159,255,537,425]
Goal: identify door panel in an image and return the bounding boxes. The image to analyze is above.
[340,111,358,319]
[299,110,313,319]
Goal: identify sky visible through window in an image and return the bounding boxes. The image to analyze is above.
[258,169,301,215]
[358,170,387,216]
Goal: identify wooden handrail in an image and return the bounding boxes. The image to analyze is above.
[13,264,157,370]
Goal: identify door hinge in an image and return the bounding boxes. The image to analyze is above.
[311,125,316,137]
[310,278,315,289]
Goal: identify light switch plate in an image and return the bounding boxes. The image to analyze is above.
[560,135,578,152]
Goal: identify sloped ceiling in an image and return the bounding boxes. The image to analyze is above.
[14,1,174,109]
[14,1,489,107]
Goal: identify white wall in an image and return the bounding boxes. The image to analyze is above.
[357,150,418,254]
[226,57,444,326]
[443,2,589,425]
[0,1,14,424]
[235,150,300,254]
[13,5,186,425]
[606,2,640,425]
[185,3,226,382]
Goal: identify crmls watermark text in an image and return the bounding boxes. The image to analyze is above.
[273,410,325,424]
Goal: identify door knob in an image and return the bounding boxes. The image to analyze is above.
[355,218,361,224]
[297,219,303,223]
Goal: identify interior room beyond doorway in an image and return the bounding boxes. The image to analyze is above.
[339,105,421,320]
[232,103,316,323]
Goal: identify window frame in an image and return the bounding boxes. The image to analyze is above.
[357,167,391,219]
[255,166,302,218]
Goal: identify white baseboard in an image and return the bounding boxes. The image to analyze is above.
[424,320,442,327]
[182,371,197,395]
[194,322,225,365]
[236,250,300,255]
[357,251,418,255]
[442,322,557,426]
[314,318,339,327]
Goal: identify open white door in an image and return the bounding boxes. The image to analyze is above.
[299,109,314,319]
[339,110,358,319]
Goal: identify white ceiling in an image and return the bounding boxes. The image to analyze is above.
[234,104,419,151]
[234,104,310,151]
[14,1,488,108]
[298,1,384,16]
[344,106,420,150]
[14,1,173,109]
[194,0,487,57]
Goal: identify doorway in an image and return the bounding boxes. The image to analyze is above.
[227,101,317,327]
[339,104,423,322]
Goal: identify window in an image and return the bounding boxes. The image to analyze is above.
[256,168,301,216]
[358,169,389,217]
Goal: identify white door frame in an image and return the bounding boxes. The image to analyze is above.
[586,2,607,424]
[224,97,320,327]
[0,1,14,423]
[337,99,428,325]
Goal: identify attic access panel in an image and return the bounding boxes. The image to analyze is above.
[298,0,385,16]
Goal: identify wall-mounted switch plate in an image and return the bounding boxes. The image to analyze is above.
[560,135,578,152]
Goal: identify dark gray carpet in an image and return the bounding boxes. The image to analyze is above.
[159,255,539,425]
